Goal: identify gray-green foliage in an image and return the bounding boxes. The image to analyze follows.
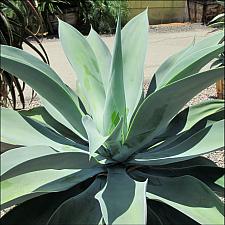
[0,10,224,225]
[208,6,224,69]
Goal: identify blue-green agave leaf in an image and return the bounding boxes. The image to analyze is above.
[82,115,108,158]
[0,45,86,137]
[48,177,105,225]
[95,167,147,225]
[58,19,105,131]
[123,67,224,160]
[1,167,104,210]
[1,145,98,181]
[0,108,82,151]
[131,119,224,166]
[147,31,224,94]
[87,27,111,92]
[146,175,224,224]
[103,16,126,135]
[121,9,149,125]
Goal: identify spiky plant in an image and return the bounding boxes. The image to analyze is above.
[0,10,224,225]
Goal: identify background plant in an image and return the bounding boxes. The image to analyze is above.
[0,0,49,109]
[36,0,71,34]
[83,0,129,34]
[0,10,224,225]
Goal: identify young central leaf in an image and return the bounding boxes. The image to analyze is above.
[103,16,126,136]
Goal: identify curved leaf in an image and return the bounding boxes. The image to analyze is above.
[103,17,126,135]
[117,67,224,162]
[134,158,225,196]
[40,96,87,141]
[146,176,224,225]
[19,106,88,146]
[0,45,86,137]
[147,31,224,94]
[148,200,200,225]
[131,119,224,166]
[1,146,99,181]
[166,44,224,85]
[1,108,83,151]
[59,19,105,130]
[160,99,224,137]
[121,10,149,124]
[0,179,88,225]
[1,167,104,209]
[87,27,111,92]
[96,167,147,225]
[82,115,108,157]
[146,104,224,154]
[136,99,224,153]
[48,177,105,225]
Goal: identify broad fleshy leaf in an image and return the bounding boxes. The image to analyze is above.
[82,115,108,157]
[48,177,105,225]
[130,119,224,166]
[117,67,224,161]
[87,27,111,91]
[40,97,87,141]
[163,99,224,135]
[59,19,105,130]
[147,31,224,94]
[1,108,83,151]
[0,45,86,137]
[96,167,147,225]
[146,102,224,153]
[0,180,88,225]
[103,17,126,135]
[122,10,149,124]
[1,167,104,209]
[1,145,98,181]
[132,157,225,196]
[146,175,224,225]
[19,107,88,146]
[147,200,200,225]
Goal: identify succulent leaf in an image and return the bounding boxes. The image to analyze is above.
[146,176,224,225]
[0,46,86,138]
[96,167,147,225]
[59,19,105,131]
[1,108,83,151]
[147,31,224,94]
[87,27,112,92]
[121,9,149,125]
[48,177,105,225]
[103,16,126,135]
[1,146,98,181]
[131,119,224,166]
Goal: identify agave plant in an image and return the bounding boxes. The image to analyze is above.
[0,10,224,225]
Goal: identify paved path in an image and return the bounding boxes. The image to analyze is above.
[23,24,215,98]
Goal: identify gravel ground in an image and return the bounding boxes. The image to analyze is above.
[149,22,214,33]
